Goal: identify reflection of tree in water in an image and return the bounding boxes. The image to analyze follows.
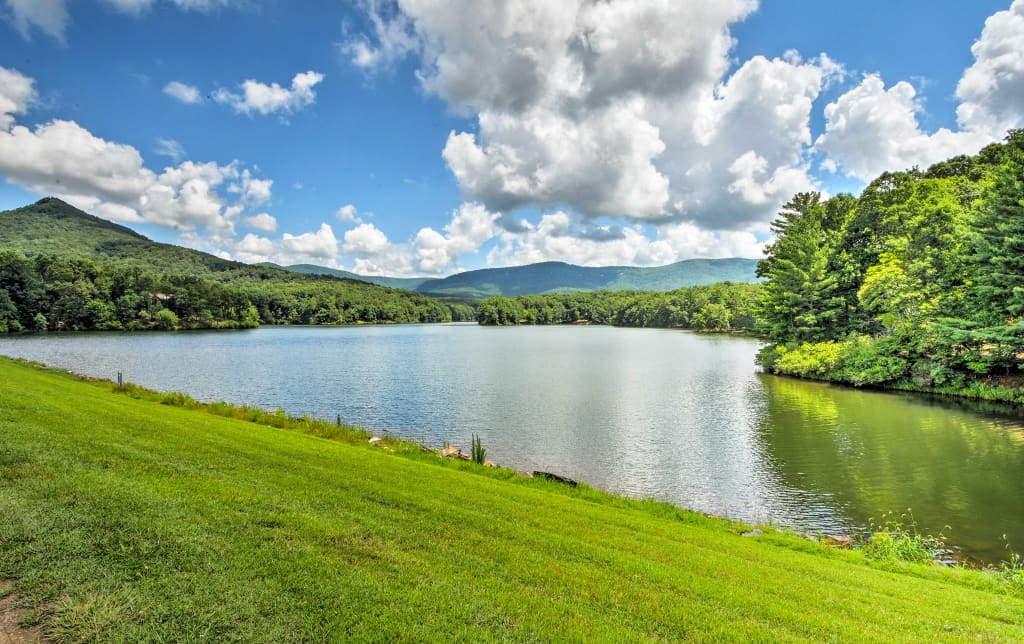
[756,374,1024,563]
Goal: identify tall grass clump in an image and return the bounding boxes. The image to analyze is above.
[471,434,486,465]
[999,536,1024,593]
[861,510,945,564]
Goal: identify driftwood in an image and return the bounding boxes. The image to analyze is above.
[532,471,577,487]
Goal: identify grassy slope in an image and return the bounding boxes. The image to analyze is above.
[1,358,1022,641]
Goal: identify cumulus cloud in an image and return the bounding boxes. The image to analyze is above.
[813,76,984,181]
[231,232,275,263]
[154,137,186,161]
[281,223,339,261]
[347,0,834,232]
[336,204,362,224]
[485,211,766,269]
[230,169,272,207]
[163,81,202,104]
[213,71,325,117]
[443,99,670,218]
[411,202,499,273]
[243,212,277,232]
[0,67,274,237]
[956,0,1024,138]
[342,222,391,256]
[0,66,35,130]
[817,1,1024,181]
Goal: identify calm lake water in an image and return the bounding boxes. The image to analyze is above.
[3,323,1023,563]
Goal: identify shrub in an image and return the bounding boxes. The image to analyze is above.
[154,308,179,331]
[774,341,843,380]
[755,344,788,372]
[833,335,909,386]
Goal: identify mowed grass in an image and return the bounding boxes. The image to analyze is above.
[1,358,1023,642]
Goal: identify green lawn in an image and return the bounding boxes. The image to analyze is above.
[1,357,1022,642]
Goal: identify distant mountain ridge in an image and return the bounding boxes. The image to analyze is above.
[277,258,760,298]
[1,197,759,298]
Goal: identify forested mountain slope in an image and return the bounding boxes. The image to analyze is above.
[0,198,467,331]
[284,257,759,298]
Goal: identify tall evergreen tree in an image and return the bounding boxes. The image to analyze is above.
[971,137,1024,324]
[757,205,843,343]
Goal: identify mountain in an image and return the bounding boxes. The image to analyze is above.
[1,198,759,299]
[0,197,295,283]
[260,263,431,291]
[284,258,760,298]
[0,198,470,328]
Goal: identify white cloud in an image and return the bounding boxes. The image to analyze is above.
[163,81,202,104]
[154,137,186,161]
[815,75,989,181]
[230,169,272,207]
[0,66,35,130]
[214,71,325,117]
[102,0,153,16]
[232,232,275,263]
[350,1,833,234]
[486,211,766,269]
[336,203,362,224]
[816,1,1024,182]
[443,99,670,219]
[3,0,67,43]
[342,222,391,255]
[281,223,339,261]
[412,202,499,273]
[243,212,277,232]
[342,0,420,70]
[956,0,1024,138]
[0,68,274,236]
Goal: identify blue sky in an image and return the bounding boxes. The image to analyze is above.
[1,0,1022,275]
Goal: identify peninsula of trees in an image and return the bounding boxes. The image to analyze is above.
[755,130,1024,399]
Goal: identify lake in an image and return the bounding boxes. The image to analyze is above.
[2,323,1023,563]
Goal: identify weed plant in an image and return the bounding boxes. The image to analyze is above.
[862,510,947,564]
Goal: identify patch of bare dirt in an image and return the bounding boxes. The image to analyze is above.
[0,581,44,644]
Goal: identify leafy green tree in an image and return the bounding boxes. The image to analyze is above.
[154,308,180,331]
[692,303,731,331]
[757,201,843,343]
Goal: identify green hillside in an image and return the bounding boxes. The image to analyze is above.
[284,258,760,298]
[1,357,1022,640]
[269,263,431,291]
[0,197,285,282]
[0,198,465,330]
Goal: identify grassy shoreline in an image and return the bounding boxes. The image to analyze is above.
[2,356,1024,640]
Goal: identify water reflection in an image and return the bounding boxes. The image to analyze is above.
[754,375,1024,562]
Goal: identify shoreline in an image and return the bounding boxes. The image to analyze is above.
[0,355,1010,569]
[3,355,1024,639]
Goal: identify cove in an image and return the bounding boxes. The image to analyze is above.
[2,323,1022,563]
